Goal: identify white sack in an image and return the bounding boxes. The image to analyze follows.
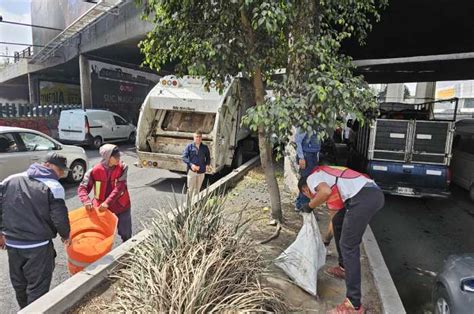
[274,212,326,296]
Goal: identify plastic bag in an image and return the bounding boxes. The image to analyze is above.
[274,212,326,296]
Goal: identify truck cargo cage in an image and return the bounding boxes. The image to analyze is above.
[368,119,454,165]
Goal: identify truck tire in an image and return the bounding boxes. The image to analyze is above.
[67,160,86,183]
[470,185,474,202]
[232,146,244,168]
[91,136,102,149]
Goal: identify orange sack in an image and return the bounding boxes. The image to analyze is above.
[66,207,118,275]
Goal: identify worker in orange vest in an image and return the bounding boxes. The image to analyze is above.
[78,144,132,242]
[298,165,384,314]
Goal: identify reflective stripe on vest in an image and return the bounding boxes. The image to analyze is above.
[94,181,102,200]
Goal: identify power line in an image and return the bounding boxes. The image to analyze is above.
[0,55,32,59]
[0,19,62,31]
[0,41,44,47]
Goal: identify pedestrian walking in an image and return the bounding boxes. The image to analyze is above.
[182,130,211,197]
[294,128,321,210]
[298,165,385,314]
[78,144,132,242]
[0,152,70,309]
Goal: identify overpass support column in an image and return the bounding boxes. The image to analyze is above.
[28,73,40,105]
[415,82,436,102]
[385,83,405,102]
[79,54,93,109]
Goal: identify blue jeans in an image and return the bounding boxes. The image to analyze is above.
[295,151,319,209]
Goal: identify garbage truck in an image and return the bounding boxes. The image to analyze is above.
[136,75,258,174]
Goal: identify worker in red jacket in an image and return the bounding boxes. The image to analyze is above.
[78,144,132,242]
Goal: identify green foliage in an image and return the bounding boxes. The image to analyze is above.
[137,0,387,151]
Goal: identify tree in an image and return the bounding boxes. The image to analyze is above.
[137,0,387,222]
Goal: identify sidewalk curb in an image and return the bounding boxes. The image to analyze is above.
[20,156,260,314]
[362,226,406,314]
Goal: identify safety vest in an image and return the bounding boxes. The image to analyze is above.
[91,163,130,214]
[311,166,368,210]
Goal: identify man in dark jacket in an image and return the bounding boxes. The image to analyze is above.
[182,130,211,197]
[0,152,70,309]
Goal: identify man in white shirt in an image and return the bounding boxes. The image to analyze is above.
[298,166,385,314]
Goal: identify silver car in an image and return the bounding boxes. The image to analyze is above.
[433,254,474,314]
[0,126,89,183]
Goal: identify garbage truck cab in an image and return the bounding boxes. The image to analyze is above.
[136,75,257,174]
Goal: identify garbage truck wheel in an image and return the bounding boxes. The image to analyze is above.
[232,146,244,168]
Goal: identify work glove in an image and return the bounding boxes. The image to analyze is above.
[300,203,313,213]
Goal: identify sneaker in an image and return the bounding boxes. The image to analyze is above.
[325,265,346,280]
[327,298,364,314]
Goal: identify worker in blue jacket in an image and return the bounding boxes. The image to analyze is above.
[294,128,321,210]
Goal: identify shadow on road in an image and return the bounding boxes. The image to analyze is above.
[148,177,187,193]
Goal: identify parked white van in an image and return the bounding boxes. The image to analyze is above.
[451,119,474,201]
[58,109,136,149]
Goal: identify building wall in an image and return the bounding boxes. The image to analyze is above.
[0,84,29,103]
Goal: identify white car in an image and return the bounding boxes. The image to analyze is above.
[0,126,89,183]
[58,109,137,149]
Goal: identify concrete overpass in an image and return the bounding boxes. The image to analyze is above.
[0,0,473,105]
[347,0,474,83]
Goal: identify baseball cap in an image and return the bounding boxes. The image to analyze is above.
[44,152,70,171]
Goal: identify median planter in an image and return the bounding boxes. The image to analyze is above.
[23,158,392,313]
[71,167,382,313]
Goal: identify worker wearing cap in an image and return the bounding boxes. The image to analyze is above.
[0,152,70,309]
[298,166,384,314]
[78,144,132,242]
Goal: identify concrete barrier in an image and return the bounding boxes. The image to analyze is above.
[363,226,406,314]
[20,156,260,314]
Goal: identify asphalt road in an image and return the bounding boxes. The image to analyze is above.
[371,185,474,313]
[0,144,188,313]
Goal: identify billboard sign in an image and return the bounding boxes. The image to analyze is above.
[39,81,81,105]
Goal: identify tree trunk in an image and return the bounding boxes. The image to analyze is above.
[240,5,282,222]
[253,69,282,222]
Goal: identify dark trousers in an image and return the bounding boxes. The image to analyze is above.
[332,207,347,268]
[295,151,319,209]
[334,187,385,306]
[116,209,132,242]
[7,242,56,309]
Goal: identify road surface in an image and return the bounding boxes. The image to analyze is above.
[371,185,474,313]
